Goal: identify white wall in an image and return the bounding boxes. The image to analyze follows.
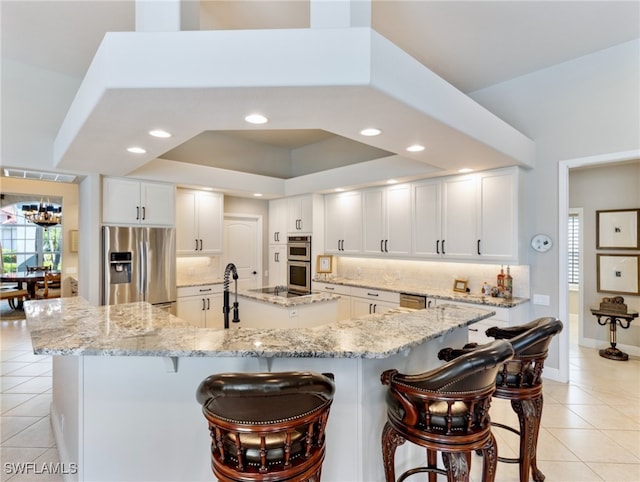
[470,39,640,371]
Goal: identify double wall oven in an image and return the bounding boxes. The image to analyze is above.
[287,235,311,294]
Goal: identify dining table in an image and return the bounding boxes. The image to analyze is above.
[0,271,58,304]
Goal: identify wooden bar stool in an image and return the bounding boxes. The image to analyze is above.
[438,317,563,482]
[196,371,335,482]
[381,340,514,482]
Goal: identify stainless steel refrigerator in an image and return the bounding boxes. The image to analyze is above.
[102,226,176,313]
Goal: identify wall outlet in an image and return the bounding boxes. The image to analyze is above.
[533,294,550,306]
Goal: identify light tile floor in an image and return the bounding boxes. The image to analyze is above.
[1,312,639,481]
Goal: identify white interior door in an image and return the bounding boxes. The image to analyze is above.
[223,215,262,291]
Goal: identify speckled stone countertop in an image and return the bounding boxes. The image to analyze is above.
[238,289,340,307]
[24,297,495,359]
[315,277,528,308]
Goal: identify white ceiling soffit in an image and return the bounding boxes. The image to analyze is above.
[54,28,535,186]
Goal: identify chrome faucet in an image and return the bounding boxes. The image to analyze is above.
[223,263,240,329]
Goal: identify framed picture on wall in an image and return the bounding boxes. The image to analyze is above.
[596,209,640,249]
[597,254,640,295]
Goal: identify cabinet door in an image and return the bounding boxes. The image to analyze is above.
[351,297,376,318]
[442,175,477,258]
[287,196,313,233]
[413,180,442,257]
[268,245,287,287]
[362,188,385,254]
[478,169,517,261]
[205,294,223,329]
[177,296,206,327]
[176,189,199,255]
[385,184,411,256]
[325,191,362,254]
[102,177,141,225]
[269,199,288,244]
[197,191,223,254]
[141,182,175,226]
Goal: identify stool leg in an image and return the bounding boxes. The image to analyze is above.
[442,451,470,482]
[480,432,498,482]
[427,449,438,482]
[511,397,545,482]
[382,422,405,482]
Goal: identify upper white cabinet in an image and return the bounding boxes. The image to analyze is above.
[477,168,519,261]
[176,189,223,256]
[363,184,411,256]
[288,195,314,233]
[412,168,520,262]
[103,177,175,226]
[268,199,288,245]
[324,191,363,254]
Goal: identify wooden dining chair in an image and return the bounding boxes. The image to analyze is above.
[35,272,62,299]
[0,286,29,309]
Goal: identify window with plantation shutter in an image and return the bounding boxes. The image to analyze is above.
[568,212,580,286]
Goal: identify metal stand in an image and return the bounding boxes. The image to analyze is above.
[590,308,638,361]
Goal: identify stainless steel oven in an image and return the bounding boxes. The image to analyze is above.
[287,236,311,293]
[287,235,311,261]
[287,260,312,294]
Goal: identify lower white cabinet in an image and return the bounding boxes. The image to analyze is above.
[437,300,529,345]
[313,282,351,321]
[177,285,223,329]
[350,287,399,318]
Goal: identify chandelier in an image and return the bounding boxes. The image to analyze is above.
[21,200,62,228]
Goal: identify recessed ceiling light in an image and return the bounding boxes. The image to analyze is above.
[244,114,268,125]
[127,147,146,154]
[406,144,425,152]
[149,129,172,138]
[253,193,263,197]
[458,168,473,173]
[360,128,381,137]
[387,179,398,184]
[334,188,345,192]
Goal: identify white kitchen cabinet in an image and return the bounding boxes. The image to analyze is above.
[177,285,223,329]
[363,184,411,256]
[176,189,223,256]
[477,168,519,261]
[324,191,363,254]
[350,287,399,317]
[439,299,529,345]
[268,198,288,244]
[287,195,314,233]
[102,177,175,226]
[412,168,520,262]
[441,174,478,259]
[313,282,352,321]
[268,245,287,287]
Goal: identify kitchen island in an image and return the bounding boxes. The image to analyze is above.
[25,297,495,482]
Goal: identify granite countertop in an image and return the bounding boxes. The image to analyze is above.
[315,277,528,308]
[24,297,495,359]
[238,289,340,307]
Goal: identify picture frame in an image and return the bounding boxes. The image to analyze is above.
[596,209,640,249]
[452,278,468,293]
[316,255,333,274]
[597,254,640,295]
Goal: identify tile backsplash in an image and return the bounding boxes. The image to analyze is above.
[335,257,529,298]
[176,256,221,285]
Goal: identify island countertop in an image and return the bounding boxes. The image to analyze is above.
[24,297,495,359]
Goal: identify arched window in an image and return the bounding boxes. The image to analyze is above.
[0,199,62,273]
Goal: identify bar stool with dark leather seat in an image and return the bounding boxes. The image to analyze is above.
[196,371,335,482]
[438,317,563,482]
[381,340,515,482]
